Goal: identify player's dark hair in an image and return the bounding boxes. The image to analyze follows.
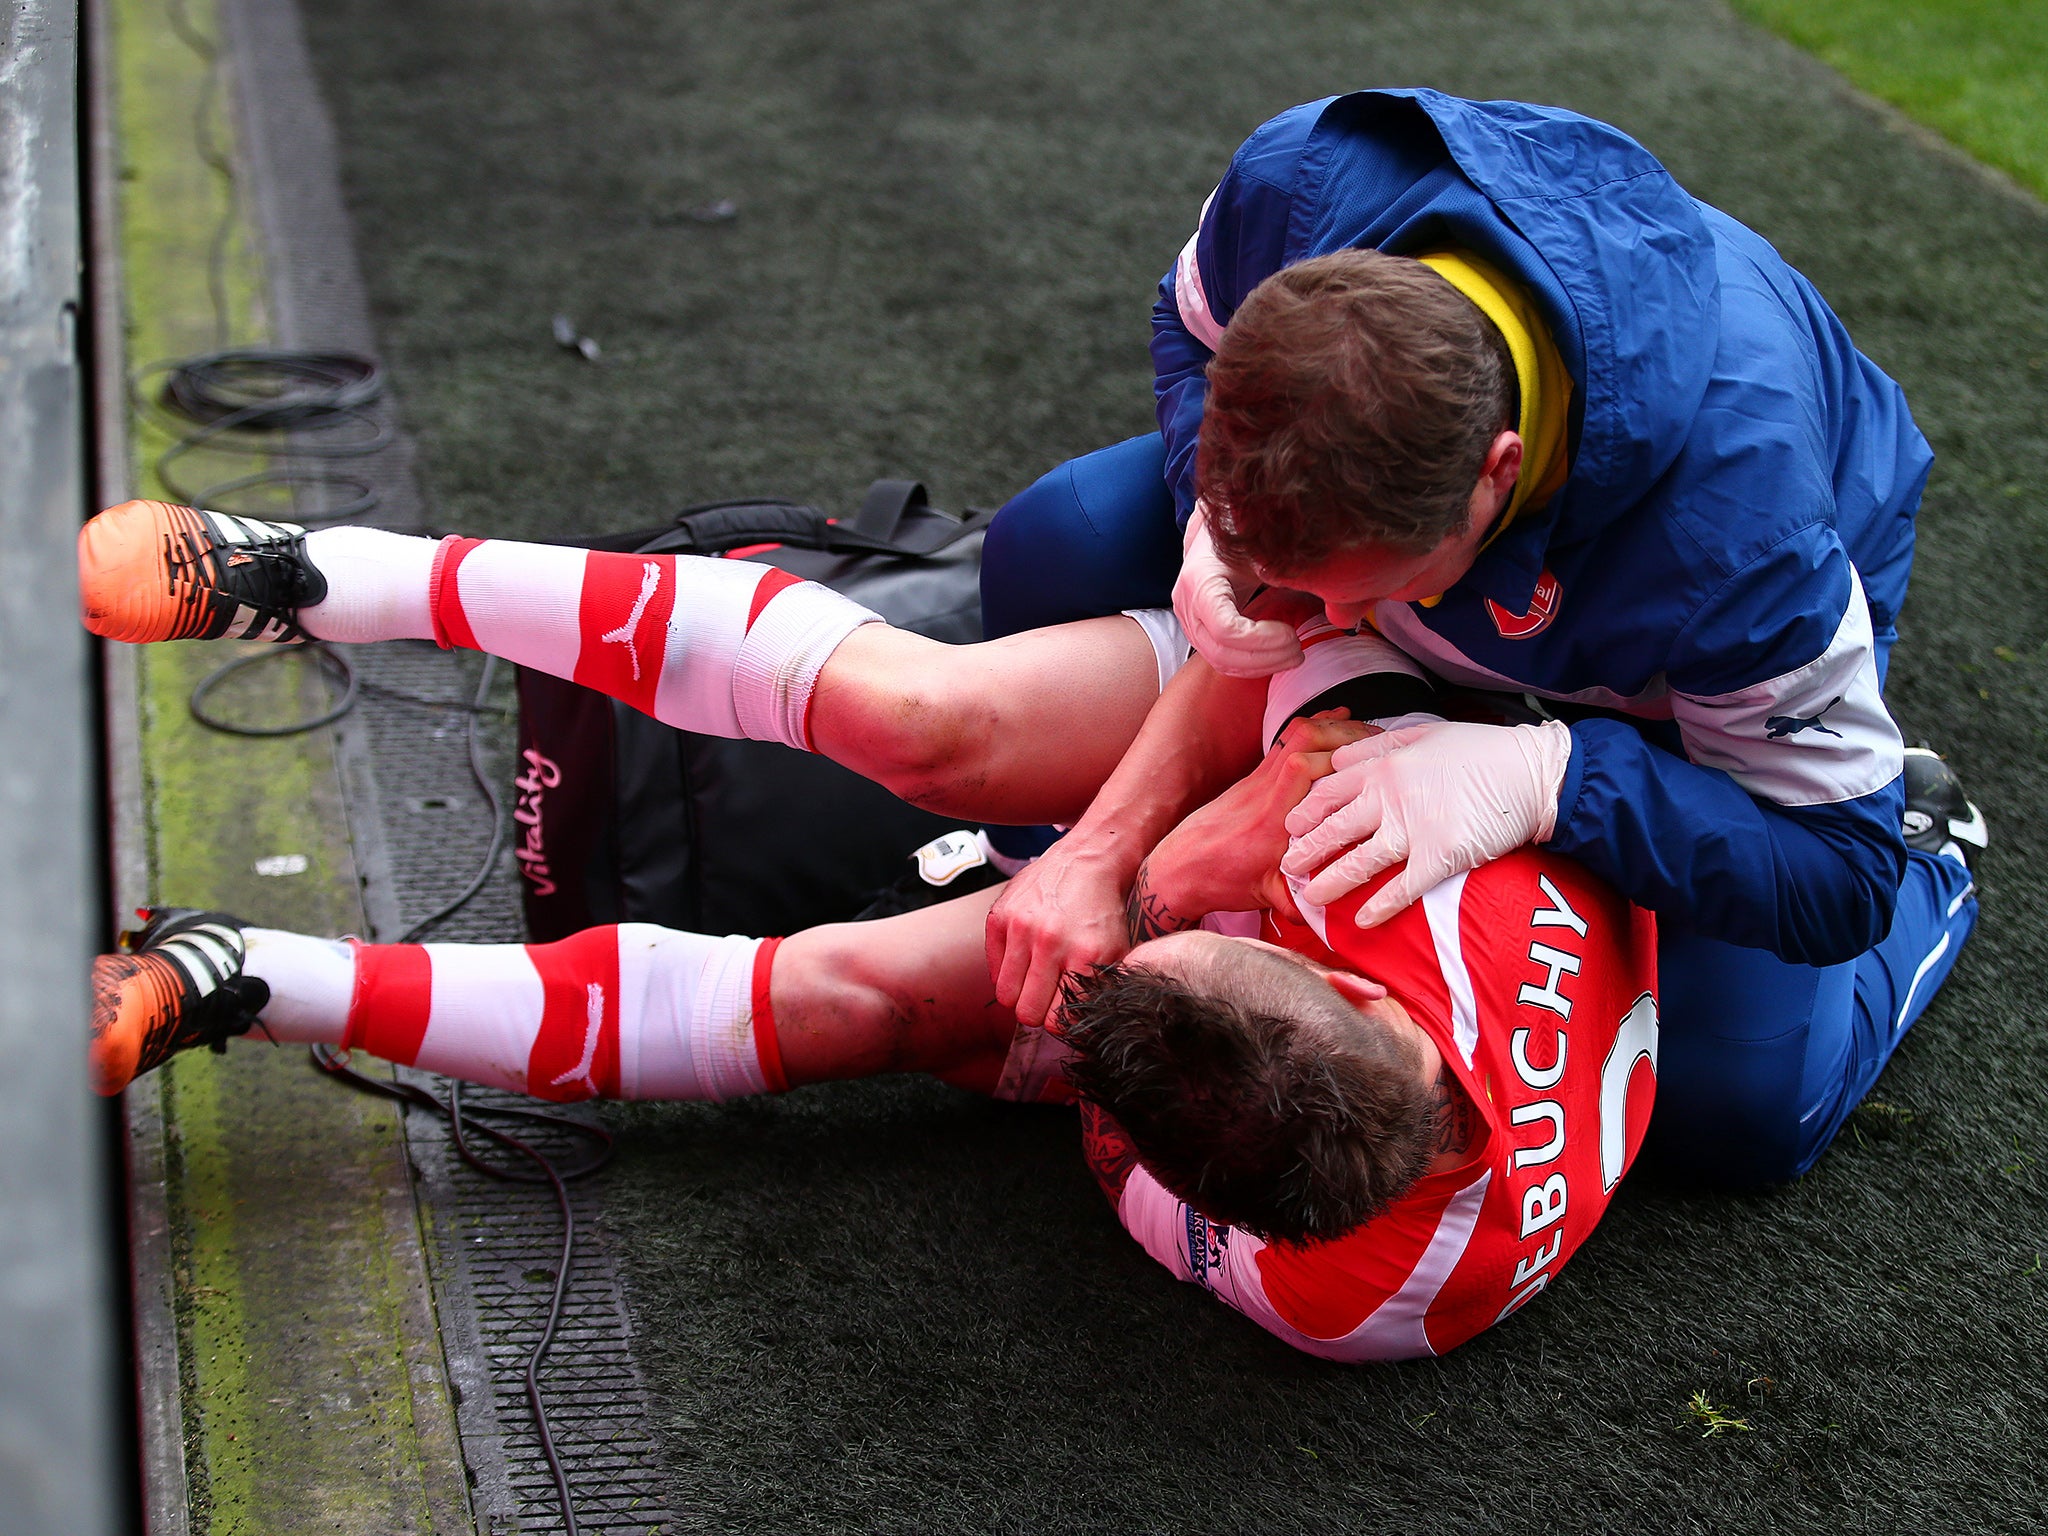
[1057,944,1438,1244]
[1198,247,1515,573]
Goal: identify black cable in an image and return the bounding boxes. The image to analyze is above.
[183,640,512,739]
[308,1045,611,1536]
[187,645,359,737]
[146,5,597,1528]
[132,350,391,523]
[151,347,384,426]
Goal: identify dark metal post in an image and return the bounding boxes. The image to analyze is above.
[0,3,123,1532]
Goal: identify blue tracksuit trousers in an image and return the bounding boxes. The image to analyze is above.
[979,433,1979,1188]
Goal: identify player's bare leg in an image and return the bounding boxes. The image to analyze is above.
[77,501,1161,825]
[806,621,1161,824]
[88,887,1022,1100]
[768,883,1015,1091]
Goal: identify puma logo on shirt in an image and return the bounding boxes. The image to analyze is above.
[1765,696,1845,740]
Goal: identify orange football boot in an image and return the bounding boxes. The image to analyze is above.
[79,499,327,644]
[89,909,268,1095]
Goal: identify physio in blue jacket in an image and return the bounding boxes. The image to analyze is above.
[980,90,1981,1186]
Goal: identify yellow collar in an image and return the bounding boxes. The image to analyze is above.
[1416,248,1573,557]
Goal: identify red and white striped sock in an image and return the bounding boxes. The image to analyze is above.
[298,528,878,750]
[432,536,877,749]
[241,924,789,1103]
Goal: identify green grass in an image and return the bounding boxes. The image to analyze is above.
[1731,0,2048,198]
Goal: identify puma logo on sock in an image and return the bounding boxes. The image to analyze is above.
[600,562,663,681]
[551,982,605,1092]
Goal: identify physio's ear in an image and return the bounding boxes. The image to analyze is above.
[1324,968,1389,1009]
[1480,429,1523,504]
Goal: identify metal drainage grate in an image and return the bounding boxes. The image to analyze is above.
[333,640,524,947]
[335,611,680,1536]
[401,1081,676,1536]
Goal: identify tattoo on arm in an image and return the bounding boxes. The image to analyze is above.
[1079,1101,1144,1208]
[1125,862,1196,947]
[1432,1073,1480,1161]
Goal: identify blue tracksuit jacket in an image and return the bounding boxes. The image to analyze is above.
[1154,91,1928,966]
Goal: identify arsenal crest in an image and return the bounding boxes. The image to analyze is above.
[1486,569,1562,639]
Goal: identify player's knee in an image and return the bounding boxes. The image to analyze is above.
[813,970,902,1046]
[781,928,926,1073]
[854,670,998,811]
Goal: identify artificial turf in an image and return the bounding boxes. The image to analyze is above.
[291,0,2048,1528]
[1731,0,2048,199]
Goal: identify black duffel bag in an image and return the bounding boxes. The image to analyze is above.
[514,479,991,942]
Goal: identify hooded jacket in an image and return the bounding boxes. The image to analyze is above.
[1154,91,1927,965]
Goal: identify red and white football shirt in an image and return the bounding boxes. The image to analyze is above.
[1116,850,1658,1361]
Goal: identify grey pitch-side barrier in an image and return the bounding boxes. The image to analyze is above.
[0,3,126,1533]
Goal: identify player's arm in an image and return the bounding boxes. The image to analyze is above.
[1128,714,1371,937]
[986,655,1270,1023]
[1119,624,1440,944]
[990,619,1435,1023]
[1077,1100,1144,1208]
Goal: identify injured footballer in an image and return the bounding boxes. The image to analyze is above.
[77,90,1992,1356]
[92,503,1660,1361]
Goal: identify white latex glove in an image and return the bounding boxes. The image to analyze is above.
[1281,719,1574,927]
[1172,500,1304,678]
